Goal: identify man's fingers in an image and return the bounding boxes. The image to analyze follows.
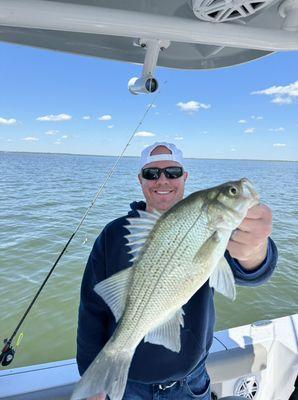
[246,205,263,219]
[236,218,272,237]
[228,205,272,266]
[227,240,253,261]
[237,218,260,233]
[230,229,265,247]
[228,237,268,264]
[237,205,272,237]
[246,204,272,220]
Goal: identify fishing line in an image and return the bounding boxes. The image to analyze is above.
[0,83,166,367]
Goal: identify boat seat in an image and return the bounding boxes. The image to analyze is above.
[206,343,267,382]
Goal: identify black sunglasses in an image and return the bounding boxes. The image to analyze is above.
[141,166,184,180]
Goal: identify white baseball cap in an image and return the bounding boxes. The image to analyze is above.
[139,142,184,170]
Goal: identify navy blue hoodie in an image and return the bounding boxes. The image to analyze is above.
[76,201,277,383]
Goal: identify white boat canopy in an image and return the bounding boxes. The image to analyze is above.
[0,0,298,93]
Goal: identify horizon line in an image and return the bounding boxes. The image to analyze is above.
[0,150,297,163]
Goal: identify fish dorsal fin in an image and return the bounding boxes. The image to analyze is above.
[137,208,162,219]
[209,257,236,300]
[144,308,185,353]
[123,209,161,262]
[94,267,134,322]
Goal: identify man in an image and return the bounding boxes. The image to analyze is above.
[76,142,277,400]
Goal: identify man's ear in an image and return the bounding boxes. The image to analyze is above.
[183,171,188,182]
[138,173,142,185]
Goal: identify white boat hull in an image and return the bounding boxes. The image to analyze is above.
[0,314,297,399]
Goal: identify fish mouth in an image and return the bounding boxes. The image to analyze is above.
[241,178,259,206]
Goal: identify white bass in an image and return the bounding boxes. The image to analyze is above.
[71,178,259,400]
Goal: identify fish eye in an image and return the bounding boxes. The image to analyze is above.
[229,186,238,196]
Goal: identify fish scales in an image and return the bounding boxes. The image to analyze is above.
[113,203,213,349]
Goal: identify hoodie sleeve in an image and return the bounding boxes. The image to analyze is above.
[225,237,278,286]
[76,230,111,376]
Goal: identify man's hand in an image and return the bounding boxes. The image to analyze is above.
[227,204,272,270]
[87,395,105,400]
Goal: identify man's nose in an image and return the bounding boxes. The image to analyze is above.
[157,172,169,183]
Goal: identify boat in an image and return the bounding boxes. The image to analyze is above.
[0,314,297,399]
[0,1,297,398]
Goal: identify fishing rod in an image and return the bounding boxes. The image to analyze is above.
[0,87,164,367]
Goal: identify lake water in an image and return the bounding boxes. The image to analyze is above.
[0,152,297,369]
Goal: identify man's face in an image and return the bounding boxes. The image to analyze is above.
[138,159,188,213]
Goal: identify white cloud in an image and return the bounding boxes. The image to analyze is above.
[230,148,236,152]
[238,119,247,124]
[252,81,298,96]
[174,136,183,140]
[251,115,263,120]
[107,125,114,129]
[251,81,298,105]
[244,128,255,134]
[177,100,211,112]
[37,113,72,121]
[273,143,286,147]
[268,127,285,132]
[0,117,17,125]
[45,130,59,135]
[134,131,155,137]
[22,136,39,141]
[83,116,91,120]
[54,141,61,145]
[61,135,68,139]
[271,97,292,105]
[98,115,112,121]
[147,104,156,108]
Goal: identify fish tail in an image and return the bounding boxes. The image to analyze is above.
[71,340,133,400]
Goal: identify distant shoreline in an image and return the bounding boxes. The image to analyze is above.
[0,150,297,163]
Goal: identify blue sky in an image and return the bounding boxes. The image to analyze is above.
[0,42,297,161]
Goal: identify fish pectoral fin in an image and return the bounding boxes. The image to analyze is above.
[191,231,236,300]
[94,267,134,322]
[144,308,185,353]
[192,231,222,266]
[209,257,236,300]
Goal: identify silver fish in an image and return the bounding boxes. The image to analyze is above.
[71,178,259,400]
